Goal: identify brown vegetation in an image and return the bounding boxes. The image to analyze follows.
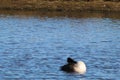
[0,0,119,11]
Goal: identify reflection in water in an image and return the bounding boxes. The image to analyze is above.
[0,10,120,80]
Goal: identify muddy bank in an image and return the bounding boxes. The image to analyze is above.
[0,0,120,11]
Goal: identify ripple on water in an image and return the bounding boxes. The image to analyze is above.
[0,15,120,80]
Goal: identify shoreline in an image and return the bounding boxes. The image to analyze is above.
[0,9,120,19]
[0,1,120,12]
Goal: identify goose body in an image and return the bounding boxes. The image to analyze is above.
[61,57,86,74]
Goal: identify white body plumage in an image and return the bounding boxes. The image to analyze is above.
[74,61,86,74]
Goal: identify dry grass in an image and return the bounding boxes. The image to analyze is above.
[0,0,119,11]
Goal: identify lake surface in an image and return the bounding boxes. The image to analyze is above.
[0,10,120,80]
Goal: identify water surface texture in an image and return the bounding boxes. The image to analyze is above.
[0,11,120,80]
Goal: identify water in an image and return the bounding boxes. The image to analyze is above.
[0,11,120,80]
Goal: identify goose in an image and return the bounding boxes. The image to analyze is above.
[60,57,86,74]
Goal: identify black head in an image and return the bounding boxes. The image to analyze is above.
[60,57,77,73]
[67,57,77,64]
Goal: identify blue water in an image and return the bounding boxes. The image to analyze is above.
[0,12,120,80]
